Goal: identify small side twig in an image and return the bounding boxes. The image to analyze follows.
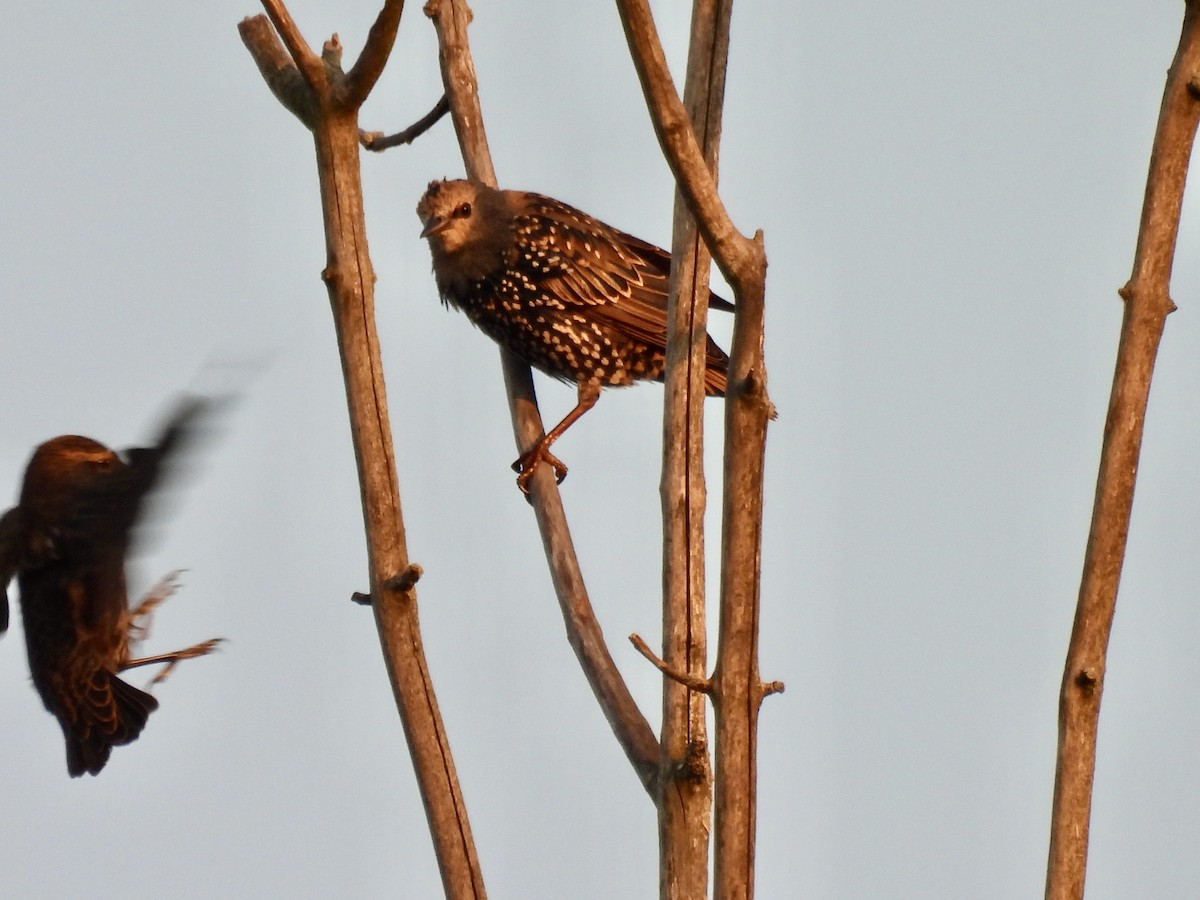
[630,633,711,694]
[363,94,450,150]
[761,681,784,698]
[350,564,423,605]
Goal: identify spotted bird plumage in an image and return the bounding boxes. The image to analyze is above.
[417,179,731,490]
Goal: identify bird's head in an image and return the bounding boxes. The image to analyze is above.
[19,437,122,521]
[417,179,487,254]
[417,179,515,295]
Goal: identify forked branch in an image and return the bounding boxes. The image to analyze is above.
[239,4,487,898]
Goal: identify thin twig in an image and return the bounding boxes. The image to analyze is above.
[1044,6,1200,900]
[630,633,711,694]
[363,94,450,151]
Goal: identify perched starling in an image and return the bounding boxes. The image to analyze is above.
[0,400,221,777]
[417,178,732,492]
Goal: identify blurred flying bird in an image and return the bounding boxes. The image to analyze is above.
[0,399,221,777]
[417,178,732,492]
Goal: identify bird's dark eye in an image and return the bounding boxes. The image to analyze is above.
[453,202,472,219]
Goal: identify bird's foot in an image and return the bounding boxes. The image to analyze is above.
[127,571,184,643]
[512,442,569,494]
[123,638,224,687]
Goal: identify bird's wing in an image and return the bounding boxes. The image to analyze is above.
[0,506,21,634]
[526,197,731,368]
[111,396,213,548]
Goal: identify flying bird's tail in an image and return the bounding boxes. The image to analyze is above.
[63,672,159,778]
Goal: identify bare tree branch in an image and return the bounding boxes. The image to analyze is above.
[1044,6,1200,900]
[617,2,776,897]
[423,0,662,797]
[655,1,733,896]
[239,6,486,898]
[363,94,450,151]
[259,0,325,89]
[614,0,758,288]
[239,16,317,127]
[343,0,406,107]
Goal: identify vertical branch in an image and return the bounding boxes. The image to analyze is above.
[616,2,776,898]
[423,0,662,795]
[656,1,731,897]
[1045,6,1200,900]
[239,7,488,899]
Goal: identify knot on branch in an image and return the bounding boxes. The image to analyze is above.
[741,367,778,421]
[349,564,423,607]
[684,739,710,782]
[1074,666,1101,694]
[387,564,424,592]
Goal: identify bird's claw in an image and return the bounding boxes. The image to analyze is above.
[512,444,569,494]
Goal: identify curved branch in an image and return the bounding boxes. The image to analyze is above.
[424,0,662,796]
[363,94,450,151]
[630,634,711,694]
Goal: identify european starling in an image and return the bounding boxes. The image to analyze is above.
[0,400,221,777]
[417,178,732,492]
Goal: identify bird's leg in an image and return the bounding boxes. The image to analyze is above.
[512,381,601,493]
[122,638,224,687]
[125,572,219,686]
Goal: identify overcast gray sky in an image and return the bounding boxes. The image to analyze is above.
[1,2,1197,898]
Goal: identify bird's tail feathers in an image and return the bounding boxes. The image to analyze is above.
[64,672,159,777]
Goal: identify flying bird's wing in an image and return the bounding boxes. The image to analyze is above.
[111,396,214,553]
[0,506,21,634]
